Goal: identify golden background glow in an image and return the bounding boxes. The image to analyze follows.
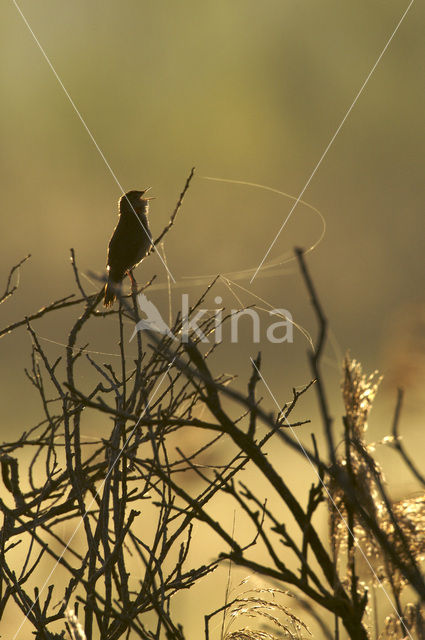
[1,1,424,637]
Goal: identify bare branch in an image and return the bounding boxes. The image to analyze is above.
[150,167,196,251]
[0,254,31,305]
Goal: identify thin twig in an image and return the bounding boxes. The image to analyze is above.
[150,167,195,250]
[0,254,31,305]
[391,388,425,487]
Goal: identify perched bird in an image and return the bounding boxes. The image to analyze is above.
[103,189,153,307]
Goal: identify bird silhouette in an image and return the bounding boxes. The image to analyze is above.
[104,190,153,307]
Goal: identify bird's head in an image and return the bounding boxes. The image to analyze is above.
[119,189,154,216]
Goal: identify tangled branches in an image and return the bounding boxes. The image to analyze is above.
[0,184,424,639]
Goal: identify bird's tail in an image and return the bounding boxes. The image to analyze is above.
[103,275,121,307]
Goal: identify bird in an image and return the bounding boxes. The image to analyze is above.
[103,189,153,307]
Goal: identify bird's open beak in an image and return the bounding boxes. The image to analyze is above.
[141,187,156,200]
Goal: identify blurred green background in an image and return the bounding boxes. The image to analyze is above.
[1,1,424,637]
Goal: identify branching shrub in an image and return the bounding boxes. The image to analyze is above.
[0,181,424,640]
